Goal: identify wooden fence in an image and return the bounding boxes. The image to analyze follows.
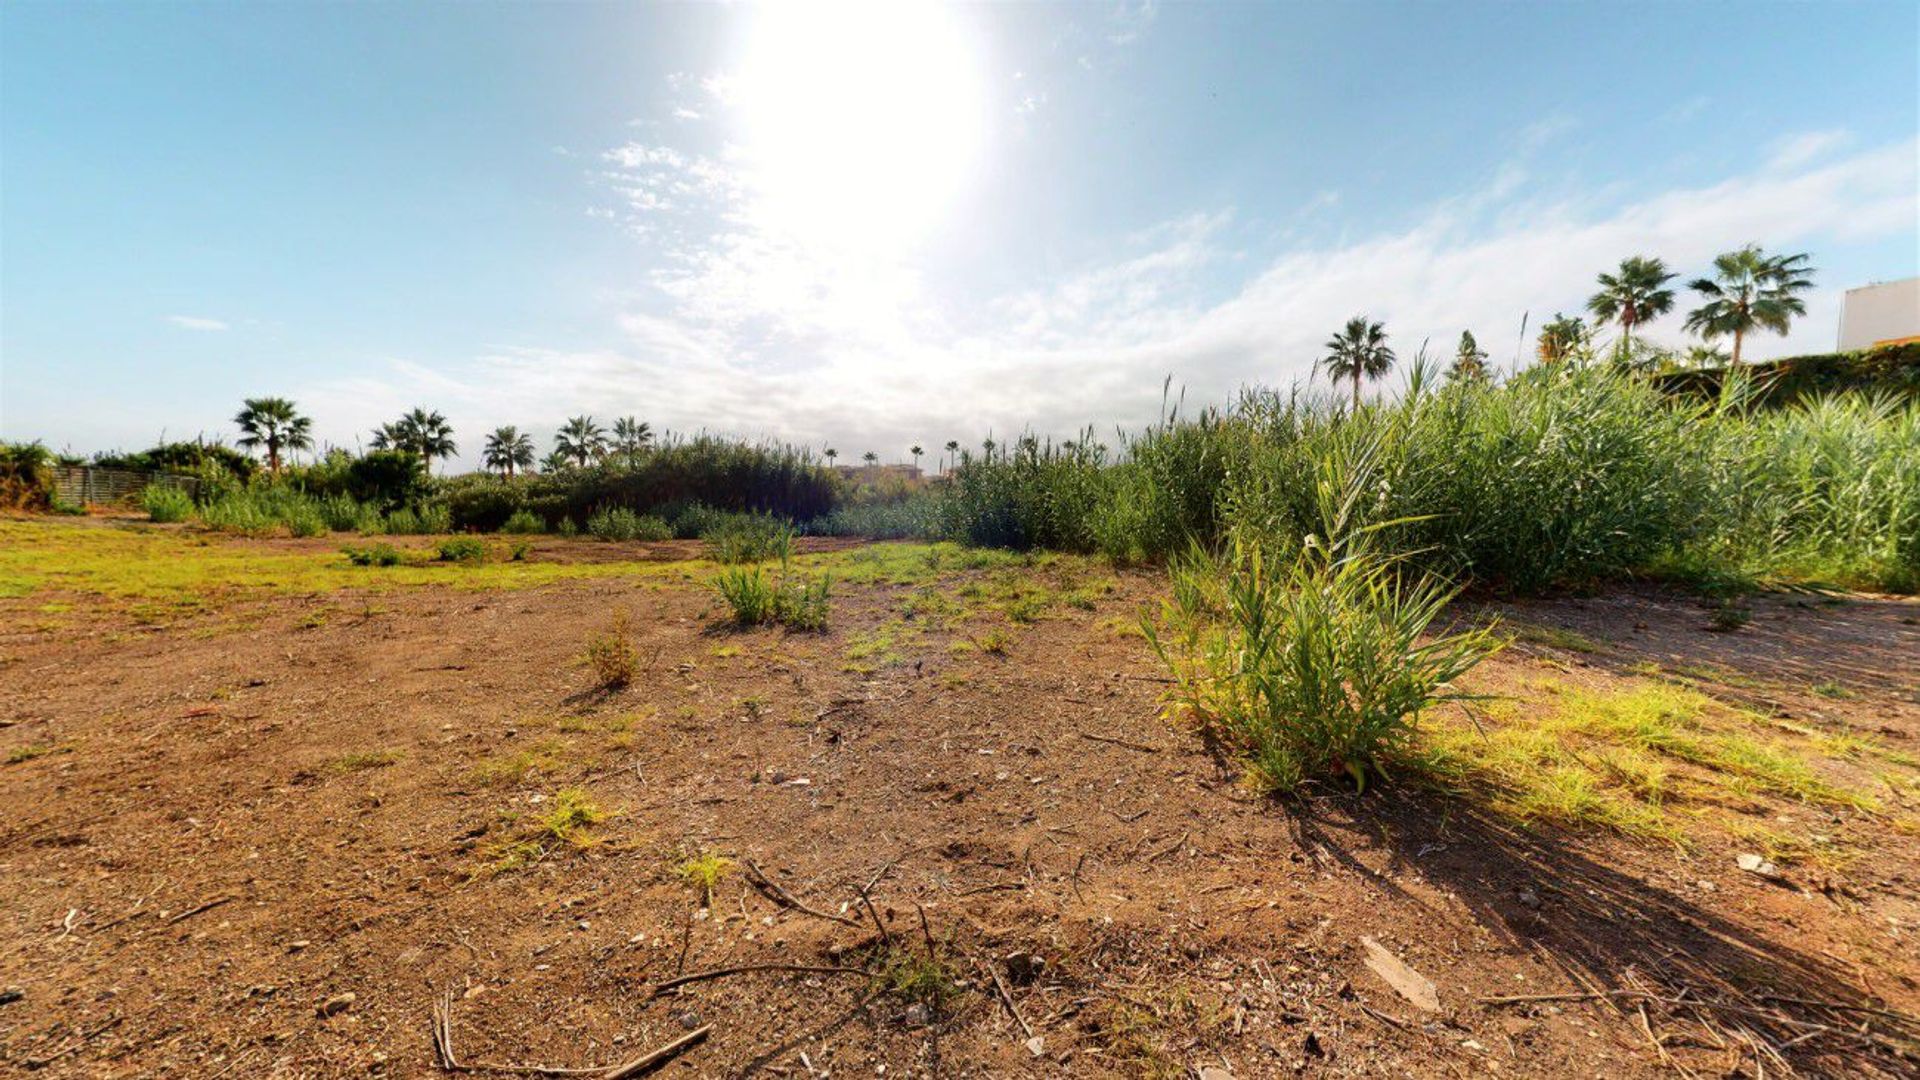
[52,466,198,507]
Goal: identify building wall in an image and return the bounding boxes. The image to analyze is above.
[1838,277,1920,351]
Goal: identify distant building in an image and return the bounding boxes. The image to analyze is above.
[1837,277,1920,351]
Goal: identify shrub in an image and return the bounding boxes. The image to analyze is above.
[584,612,638,688]
[1146,441,1504,794]
[501,509,544,535]
[141,484,194,523]
[316,494,367,532]
[285,502,328,538]
[587,506,672,542]
[0,441,55,511]
[712,559,831,630]
[703,516,795,563]
[437,536,488,562]
[343,542,404,567]
[556,517,579,538]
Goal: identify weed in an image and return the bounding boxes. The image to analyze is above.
[584,612,638,688]
[343,542,405,567]
[1512,625,1604,653]
[1810,681,1855,700]
[1710,600,1752,632]
[141,484,194,523]
[6,743,66,765]
[436,537,488,563]
[704,517,795,564]
[587,507,673,542]
[676,850,733,906]
[539,788,606,847]
[972,627,1011,654]
[501,509,544,534]
[468,739,565,786]
[713,559,830,630]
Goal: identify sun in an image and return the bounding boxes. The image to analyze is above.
[729,0,988,254]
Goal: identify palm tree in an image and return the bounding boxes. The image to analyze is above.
[553,415,607,468]
[862,451,879,467]
[610,416,653,467]
[909,445,923,473]
[483,426,535,478]
[540,447,573,473]
[1537,313,1588,365]
[1320,316,1395,410]
[943,439,959,474]
[1448,330,1489,383]
[824,447,838,467]
[1587,256,1677,351]
[1684,246,1816,366]
[369,422,407,451]
[233,397,313,477]
[402,407,456,475]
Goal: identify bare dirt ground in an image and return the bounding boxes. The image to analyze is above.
[2,520,1917,1077]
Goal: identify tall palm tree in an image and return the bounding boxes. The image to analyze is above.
[554,415,607,468]
[909,445,923,473]
[1586,256,1677,351]
[401,407,456,475]
[823,447,838,466]
[610,416,653,467]
[1684,246,1816,366]
[233,397,313,477]
[1536,313,1588,365]
[1448,330,1489,382]
[1320,316,1395,410]
[369,422,407,452]
[943,439,959,474]
[483,426,535,478]
[861,451,879,467]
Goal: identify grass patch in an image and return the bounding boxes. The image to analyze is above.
[584,611,638,688]
[676,850,733,906]
[5,743,68,765]
[1511,624,1604,653]
[327,749,405,773]
[469,739,566,787]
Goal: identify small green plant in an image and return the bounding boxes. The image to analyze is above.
[1710,600,1752,632]
[587,507,673,542]
[675,850,733,906]
[540,787,607,847]
[501,509,544,535]
[141,484,194,523]
[1810,681,1855,700]
[556,517,579,538]
[436,536,488,563]
[972,627,1011,654]
[343,542,405,567]
[6,743,65,765]
[506,539,533,561]
[703,517,795,563]
[327,749,404,773]
[584,611,638,688]
[468,739,565,786]
[712,559,830,630]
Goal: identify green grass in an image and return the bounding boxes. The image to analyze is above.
[0,519,700,602]
[327,748,405,773]
[675,850,733,905]
[468,739,566,787]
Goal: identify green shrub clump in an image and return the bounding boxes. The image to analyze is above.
[713,559,831,631]
[141,484,194,523]
[703,516,795,563]
[501,509,545,534]
[343,542,405,567]
[436,536,488,562]
[587,507,672,542]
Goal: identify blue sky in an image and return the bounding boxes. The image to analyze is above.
[3,0,1916,468]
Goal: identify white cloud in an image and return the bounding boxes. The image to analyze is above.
[321,135,1917,470]
[166,315,229,331]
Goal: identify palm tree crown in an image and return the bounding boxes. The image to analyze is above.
[610,417,654,466]
[554,415,607,468]
[1320,316,1395,409]
[233,397,313,477]
[1586,256,1677,349]
[371,408,455,474]
[483,426,535,478]
[1683,246,1815,366]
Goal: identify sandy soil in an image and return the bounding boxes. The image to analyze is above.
[2,524,1916,1077]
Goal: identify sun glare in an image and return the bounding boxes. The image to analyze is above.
[729,0,987,254]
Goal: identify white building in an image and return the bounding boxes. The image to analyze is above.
[1837,277,1920,351]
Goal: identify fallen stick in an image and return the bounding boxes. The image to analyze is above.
[1077,731,1161,753]
[168,896,235,924]
[981,959,1034,1039]
[743,859,862,927]
[649,963,869,997]
[434,992,712,1077]
[1479,991,1839,1032]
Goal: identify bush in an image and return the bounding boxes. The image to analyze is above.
[587,507,672,542]
[0,442,55,511]
[712,559,831,630]
[437,537,488,562]
[584,612,638,688]
[141,484,194,523]
[1145,442,1504,793]
[501,509,544,535]
[703,516,795,563]
[316,494,368,532]
[343,542,404,567]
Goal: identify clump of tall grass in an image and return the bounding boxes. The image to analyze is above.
[704,516,795,563]
[586,506,672,542]
[713,558,831,630]
[584,611,638,688]
[500,509,544,534]
[1145,436,1504,794]
[141,484,194,523]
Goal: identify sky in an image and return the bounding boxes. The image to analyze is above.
[2,0,1916,470]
